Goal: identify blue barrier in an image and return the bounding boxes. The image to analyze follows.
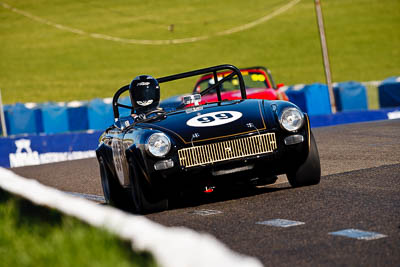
[88,98,114,130]
[0,130,102,168]
[1,107,399,168]
[4,103,43,135]
[309,107,400,128]
[67,102,89,132]
[286,83,332,116]
[118,96,132,117]
[3,77,400,137]
[42,103,69,134]
[378,77,400,108]
[333,81,368,111]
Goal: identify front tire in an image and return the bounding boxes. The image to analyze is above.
[287,131,321,187]
[99,157,131,209]
[129,162,168,214]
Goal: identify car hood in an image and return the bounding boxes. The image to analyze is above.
[140,99,270,144]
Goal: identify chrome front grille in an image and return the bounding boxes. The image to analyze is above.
[178,133,277,168]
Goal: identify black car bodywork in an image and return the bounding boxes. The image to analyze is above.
[96,64,321,214]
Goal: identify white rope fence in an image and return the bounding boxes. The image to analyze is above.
[1,0,301,45]
[0,168,263,267]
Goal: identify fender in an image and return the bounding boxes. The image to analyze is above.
[96,144,119,184]
[126,145,152,187]
[304,114,312,153]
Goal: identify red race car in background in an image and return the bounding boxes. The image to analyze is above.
[193,67,288,102]
[160,67,288,110]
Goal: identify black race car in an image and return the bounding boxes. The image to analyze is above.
[96,64,321,214]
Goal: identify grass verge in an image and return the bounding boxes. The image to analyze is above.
[0,0,398,104]
[0,189,157,267]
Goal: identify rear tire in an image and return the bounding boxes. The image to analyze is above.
[99,157,131,209]
[129,163,168,214]
[287,132,321,187]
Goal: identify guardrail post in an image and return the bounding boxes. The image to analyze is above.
[0,89,8,137]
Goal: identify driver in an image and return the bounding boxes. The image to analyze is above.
[129,75,162,119]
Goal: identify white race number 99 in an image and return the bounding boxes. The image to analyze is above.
[186,111,242,127]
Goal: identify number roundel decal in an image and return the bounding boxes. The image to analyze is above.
[187,111,242,127]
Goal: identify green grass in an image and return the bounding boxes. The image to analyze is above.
[365,83,380,109]
[0,190,157,267]
[0,0,399,104]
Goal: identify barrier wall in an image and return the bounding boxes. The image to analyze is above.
[88,98,114,130]
[309,107,400,128]
[378,77,400,108]
[3,99,114,136]
[2,78,399,137]
[4,103,43,135]
[118,96,132,117]
[42,103,69,134]
[67,101,89,132]
[333,81,368,111]
[0,130,101,168]
[1,107,399,168]
[286,83,332,116]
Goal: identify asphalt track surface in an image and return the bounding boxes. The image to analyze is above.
[12,120,400,266]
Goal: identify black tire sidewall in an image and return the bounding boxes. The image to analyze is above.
[287,131,321,187]
[99,156,131,209]
[129,162,168,214]
[99,158,112,204]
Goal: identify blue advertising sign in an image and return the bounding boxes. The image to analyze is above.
[0,130,102,168]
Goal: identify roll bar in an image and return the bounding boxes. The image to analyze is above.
[112,64,247,120]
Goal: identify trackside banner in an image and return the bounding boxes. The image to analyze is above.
[0,131,102,168]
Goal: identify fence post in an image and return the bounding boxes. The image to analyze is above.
[0,89,8,137]
[314,0,336,113]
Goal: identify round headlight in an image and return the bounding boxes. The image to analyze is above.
[279,108,304,132]
[146,133,171,158]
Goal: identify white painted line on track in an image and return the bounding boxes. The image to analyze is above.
[1,0,301,45]
[256,219,305,228]
[0,168,263,267]
[189,209,223,216]
[329,229,387,241]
